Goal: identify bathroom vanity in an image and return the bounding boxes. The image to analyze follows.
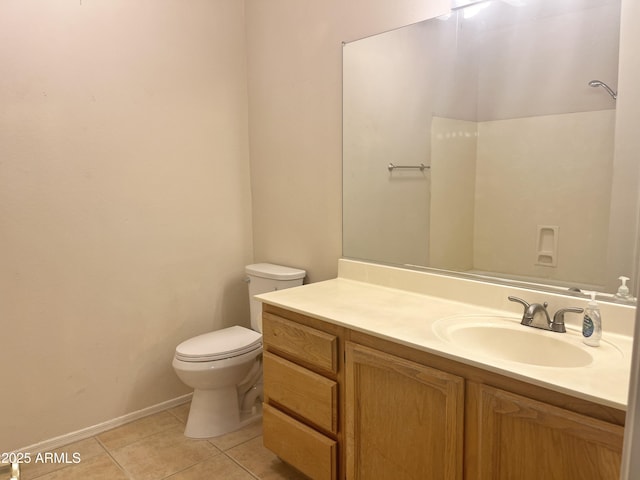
[258,260,633,480]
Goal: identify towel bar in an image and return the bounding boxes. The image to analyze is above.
[387,163,430,172]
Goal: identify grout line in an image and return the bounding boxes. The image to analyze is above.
[94,436,134,479]
[98,412,189,453]
[97,424,226,480]
[223,452,261,479]
[156,451,221,480]
[165,403,189,424]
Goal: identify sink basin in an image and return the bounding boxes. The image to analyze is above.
[432,315,595,368]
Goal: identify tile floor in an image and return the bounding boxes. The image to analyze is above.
[21,403,309,480]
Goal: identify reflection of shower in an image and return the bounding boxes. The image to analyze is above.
[588,80,617,100]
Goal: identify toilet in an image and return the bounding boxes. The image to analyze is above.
[172,263,306,438]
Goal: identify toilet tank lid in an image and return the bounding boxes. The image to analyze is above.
[245,263,306,280]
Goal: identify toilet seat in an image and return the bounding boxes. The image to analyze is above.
[175,326,262,362]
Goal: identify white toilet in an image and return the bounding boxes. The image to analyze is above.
[172,263,306,438]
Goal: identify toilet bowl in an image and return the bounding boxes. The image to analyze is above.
[173,263,305,438]
[173,326,263,438]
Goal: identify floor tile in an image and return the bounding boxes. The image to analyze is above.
[98,411,182,450]
[167,402,191,424]
[226,436,309,480]
[110,425,219,480]
[21,437,106,479]
[208,419,262,451]
[165,454,254,480]
[25,453,129,480]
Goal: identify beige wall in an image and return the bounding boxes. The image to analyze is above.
[0,0,252,451]
[245,0,449,283]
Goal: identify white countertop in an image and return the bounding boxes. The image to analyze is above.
[257,266,634,411]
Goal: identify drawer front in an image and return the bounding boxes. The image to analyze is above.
[263,313,338,373]
[263,404,337,480]
[264,351,338,434]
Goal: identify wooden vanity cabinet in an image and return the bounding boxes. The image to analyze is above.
[261,305,344,480]
[261,305,625,480]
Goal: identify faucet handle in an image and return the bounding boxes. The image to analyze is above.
[552,307,584,333]
[508,296,530,310]
[507,296,531,316]
[508,296,532,325]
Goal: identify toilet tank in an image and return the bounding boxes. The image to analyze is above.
[245,263,306,332]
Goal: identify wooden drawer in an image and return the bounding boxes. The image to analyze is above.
[263,403,337,480]
[264,351,338,434]
[263,312,338,373]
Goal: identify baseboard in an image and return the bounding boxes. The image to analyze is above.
[18,393,192,454]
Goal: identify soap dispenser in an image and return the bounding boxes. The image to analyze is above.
[582,292,602,347]
[615,276,630,300]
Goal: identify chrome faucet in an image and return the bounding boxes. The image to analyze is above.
[508,296,583,333]
[509,296,551,329]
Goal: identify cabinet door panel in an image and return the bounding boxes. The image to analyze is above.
[345,342,464,480]
[471,384,623,480]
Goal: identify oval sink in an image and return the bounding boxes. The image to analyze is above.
[432,315,595,368]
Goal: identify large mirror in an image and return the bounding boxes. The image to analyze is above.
[342,0,636,300]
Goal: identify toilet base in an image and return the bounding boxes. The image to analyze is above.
[184,386,262,438]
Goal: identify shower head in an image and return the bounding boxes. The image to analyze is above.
[588,80,617,100]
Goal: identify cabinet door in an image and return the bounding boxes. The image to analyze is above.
[345,342,464,480]
[469,384,623,480]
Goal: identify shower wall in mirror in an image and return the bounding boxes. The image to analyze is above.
[342,0,633,296]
